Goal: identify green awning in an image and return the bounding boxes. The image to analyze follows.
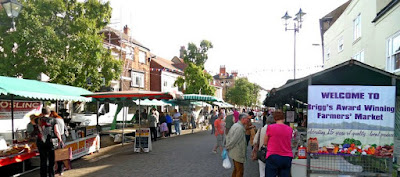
[133,99,172,106]
[213,101,234,108]
[0,76,92,102]
[182,94,223,102]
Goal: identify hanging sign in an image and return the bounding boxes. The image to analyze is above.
[307,86,395,156]
[0,100,41,119]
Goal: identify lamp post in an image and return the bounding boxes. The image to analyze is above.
[282,8,306,79]
[1,0,23,30]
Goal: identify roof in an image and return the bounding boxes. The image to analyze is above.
[213,74,234,80]
[0,76,92,102]
[99,26,150,51]
[319,0,351,36]
[264,59,400,106]
[152,57,184,74]
[372,0,400,23]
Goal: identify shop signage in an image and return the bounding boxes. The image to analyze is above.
[308,86,395,156]
[134,128,151,153]
[0,100,41,119]
[65,135,100,160]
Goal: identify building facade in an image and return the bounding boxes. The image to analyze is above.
[99,25,151,91]
[320,0,400,74]
[150,56,184,93]
[213,65,238,101]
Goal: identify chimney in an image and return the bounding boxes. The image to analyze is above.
[179,46,186,58]
[232,70,238,77]
[123,25,130,36]
[220,65,226,75]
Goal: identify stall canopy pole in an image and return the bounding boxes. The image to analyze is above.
[96,101,99,126]
[122,101,126,146]
[11,95,14,141]
[138,99,142,151]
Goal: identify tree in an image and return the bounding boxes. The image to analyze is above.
[226,78,260,107]
[182,40,213,69]
[0,0,122,91]
[174,40,215,95]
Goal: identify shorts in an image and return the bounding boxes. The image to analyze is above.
[216,134,224,147]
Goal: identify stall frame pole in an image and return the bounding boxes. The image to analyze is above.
[122,101,125,146]
[138,99,142,152]
[11,94,15,141]
[96,101,99,126]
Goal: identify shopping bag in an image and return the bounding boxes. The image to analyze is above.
[206,125,210,130]
[54,147,72,162]
[308,137,319,153]
[221,148,228,159]
[222,157,231,169]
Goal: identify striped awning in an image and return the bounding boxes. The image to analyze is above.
[182,94,223,102]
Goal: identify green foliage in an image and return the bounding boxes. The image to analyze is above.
[182,40,213,69]
[226,78,260,107]
[0,0,122,91]
[175,40,215,95]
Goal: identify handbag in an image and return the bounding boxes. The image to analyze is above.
[251,129,260,161]
[55,147,72,161]
[256,128,267,163]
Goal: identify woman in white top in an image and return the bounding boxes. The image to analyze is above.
[253,115,275,177]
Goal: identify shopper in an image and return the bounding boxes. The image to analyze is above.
[226,113,250,177]
[166,113,173,137]
[141,109,148,120]
[262,111,268,126]
[50,111,68,176]
[190,108,197,129]
[212,113,225,154]
[210,111,218,135]
[264,110,293,177]
[225,112,234,134]
[149,110,157,141]
[173,109,181,135]
[233,109,240,123]
[26,115,39,140]
[245,112,256,146]
[252,115,275,177]
[36,108,61,177]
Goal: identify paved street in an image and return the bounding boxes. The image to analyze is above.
[23,120,262,177]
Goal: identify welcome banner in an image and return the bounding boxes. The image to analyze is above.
[307,86,395,156]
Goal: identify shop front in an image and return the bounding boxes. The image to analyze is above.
[264,60,400,176]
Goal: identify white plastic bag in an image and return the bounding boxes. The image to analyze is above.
[222,157,231,169]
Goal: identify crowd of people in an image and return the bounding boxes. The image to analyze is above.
[210,108,295,177]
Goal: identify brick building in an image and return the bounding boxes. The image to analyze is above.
[99,25,151,91]
[150,56,184,92]
[213,65,238,100]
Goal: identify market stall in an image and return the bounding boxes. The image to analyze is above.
[0,76,94,173]
[264,60,400,176]
[82,90,181,152]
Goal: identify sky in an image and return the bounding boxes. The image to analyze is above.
[107,0,349,90]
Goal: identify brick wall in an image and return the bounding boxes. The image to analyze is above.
[132,47,150,91]
[150,61,162,91]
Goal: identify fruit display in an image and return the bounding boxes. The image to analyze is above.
[315,138,394,157]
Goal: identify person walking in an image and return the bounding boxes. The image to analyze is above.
[209,111,217,135]
[245,112,256,146]
[264,110,293,177]
[36,108,61,177]
[212,113,225,153]
[225,113,250,177]
[252,115,275,177]
[190,108,197,130]
[262,111,268,126]
[225,112,234,134]
[173,109,181,135]
[149,110,158,141]
[166,113,173,137]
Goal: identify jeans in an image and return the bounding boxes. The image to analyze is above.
[150,127,157,141]
[37,140,55,177]
[245,135,251,146]
[265,155,292,177]
[174,121,181,135]
[211,123,215,134]
[167,123,172,136]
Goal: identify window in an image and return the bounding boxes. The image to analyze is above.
[131,71,145,88]
[163,81,168,87]
[353,14,361,41]
[126,47,134,60]
[325,48,331,60]
[139,51,146,64]
[338,37,344,52]
[353,50,364,62]
[386,31,400,71]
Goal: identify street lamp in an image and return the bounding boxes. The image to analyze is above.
[1,0,23,30]
[282,8,306,79]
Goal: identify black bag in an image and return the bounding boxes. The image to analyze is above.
[257,146,267,163]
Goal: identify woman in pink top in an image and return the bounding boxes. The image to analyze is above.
[263,111,293,177]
